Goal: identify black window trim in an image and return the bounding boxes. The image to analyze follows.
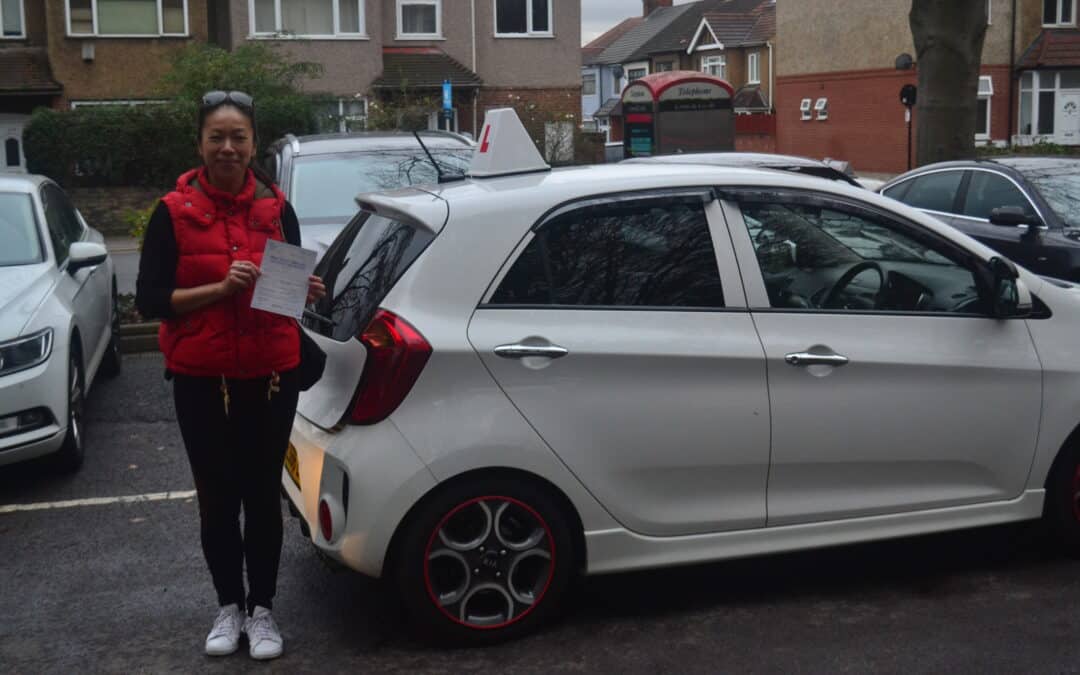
[720,186,1003,318]
[479,186,726,310]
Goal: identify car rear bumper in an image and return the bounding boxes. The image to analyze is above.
[284,413,436,578]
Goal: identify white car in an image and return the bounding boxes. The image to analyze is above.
[285,110,1080,644]
[0,175,120,473]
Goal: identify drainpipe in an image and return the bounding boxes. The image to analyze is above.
[472,0,478,136]
[767,41,774,111]
[1008,0,1017,146]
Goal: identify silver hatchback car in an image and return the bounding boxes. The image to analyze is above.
[285,110,1080,645]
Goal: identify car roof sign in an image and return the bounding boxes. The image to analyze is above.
[467,108,550,178]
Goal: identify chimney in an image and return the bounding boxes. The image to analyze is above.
[644,0,673,17]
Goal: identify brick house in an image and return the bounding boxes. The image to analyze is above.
[775,0,1066,175]
[218,0,582,140]
[0,0,209,172]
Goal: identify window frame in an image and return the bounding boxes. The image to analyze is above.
[67,0,190,38]
[1,0,25,39]
[1044,0,1076,26]
[494,0,553,38]
[480,188,733,311]
[722,188,997,318]
[582,72,597,96]
[747,52,760,84]
[248,0,368,39]
[976,75,993,141]
[701,54,726,79]
[397,0,441,40]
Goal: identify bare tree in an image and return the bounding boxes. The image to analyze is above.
[909,0,989,166]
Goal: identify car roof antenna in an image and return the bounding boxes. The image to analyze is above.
[413,130,467,184]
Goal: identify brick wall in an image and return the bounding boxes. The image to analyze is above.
[777,66,1014,175]
[68,186,164,235]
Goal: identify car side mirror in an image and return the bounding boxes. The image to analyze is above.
[988,256,1031,319]
[68,242,108,274]
[989,206,1041,231]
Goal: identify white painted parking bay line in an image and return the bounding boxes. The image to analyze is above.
[0,490,197,514]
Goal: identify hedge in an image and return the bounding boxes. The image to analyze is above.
[24,98,318,188]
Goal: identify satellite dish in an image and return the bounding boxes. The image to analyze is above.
[895,53,914,71]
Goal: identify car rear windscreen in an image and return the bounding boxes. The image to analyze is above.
[305,211,435,341]
[291,150,471,225]
[0,193,43,266]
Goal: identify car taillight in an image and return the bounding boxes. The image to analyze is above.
[319,499,333,541]
[349,310,431,425]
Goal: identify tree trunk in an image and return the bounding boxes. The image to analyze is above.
[909,0,988,167]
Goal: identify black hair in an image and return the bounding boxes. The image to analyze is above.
[197,100,277,188]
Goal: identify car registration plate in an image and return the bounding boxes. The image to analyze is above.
[284,443,300,488]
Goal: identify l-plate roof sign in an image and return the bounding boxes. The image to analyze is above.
[467,108,551,178]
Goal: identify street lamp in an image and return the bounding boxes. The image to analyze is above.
[896,53,916,171]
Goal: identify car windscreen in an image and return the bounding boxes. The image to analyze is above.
[305,211,436,341]
[290,150,472,226]
[0,193,43,266]
[1018,166,1080,228]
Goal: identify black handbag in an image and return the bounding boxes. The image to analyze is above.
[296,323,327,391]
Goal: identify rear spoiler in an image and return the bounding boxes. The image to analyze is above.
[354,188,450,234]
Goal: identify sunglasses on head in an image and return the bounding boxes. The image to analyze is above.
[201,90,254,110]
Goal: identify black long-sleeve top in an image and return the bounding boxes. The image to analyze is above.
[135,200,302,321]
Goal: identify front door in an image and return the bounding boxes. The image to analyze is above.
[0,114,28,173]
[723,191,1043,526]
[468,191,771,537]
[1058,92,1080,145]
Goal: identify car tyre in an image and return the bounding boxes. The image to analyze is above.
[52,353,85,474]
[99,285,122,379]
[394,477,576,645]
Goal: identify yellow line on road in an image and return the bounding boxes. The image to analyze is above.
[0,490,197,514]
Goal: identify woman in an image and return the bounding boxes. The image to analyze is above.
[135,91,325,661]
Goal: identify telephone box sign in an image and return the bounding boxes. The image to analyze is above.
[621,71,735,157]
[657,81,732,112]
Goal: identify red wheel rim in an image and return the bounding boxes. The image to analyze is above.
[422,495,556,631]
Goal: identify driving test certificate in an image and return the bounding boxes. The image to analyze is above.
[250,239,318,320]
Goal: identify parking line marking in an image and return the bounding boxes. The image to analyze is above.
[0,490,197,514]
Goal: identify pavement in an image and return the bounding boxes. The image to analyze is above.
[2,352,1080,673]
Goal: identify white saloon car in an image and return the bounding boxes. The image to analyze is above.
[0,175,120,473]
[285,110,1080,644]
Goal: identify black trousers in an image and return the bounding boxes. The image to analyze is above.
[173,369,299,613]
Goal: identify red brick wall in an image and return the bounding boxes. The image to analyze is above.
[777,66,1014,175]
[735,113,777,153]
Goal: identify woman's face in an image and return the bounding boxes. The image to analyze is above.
[198,105,255,187]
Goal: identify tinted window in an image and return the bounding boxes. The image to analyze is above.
[741,201,985,315]
[1017,163,1080,228]
[290,150,472,225]
[962,172,1033,220]
[896,171,964,213]
[490,196,724,308]
[308,212,435,341]
[41,185,78,265]
[0,193,43,266]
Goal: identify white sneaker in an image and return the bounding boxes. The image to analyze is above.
[244,606,284,660]
[204,604,243,656]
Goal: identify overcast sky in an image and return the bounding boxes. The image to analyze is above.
[581,0,695,45]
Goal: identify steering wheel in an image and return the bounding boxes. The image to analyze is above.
[821,261,885,309]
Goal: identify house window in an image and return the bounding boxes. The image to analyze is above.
[1044,0,1075,25]
[976,76,993,140]
[1019,72,1033,135]
[701,54,725,79]
[1,0,24,38]
[68,0,188,36]
[398,0,439,38]
[582,73,597,95]
[655,61,674,73]
[495,0,551,36]
[5,138,19,168]
[748,52,760,84]
[316,98,367,133]
[1021,70,1062,137]
[251,0,366,37]
[627,67,647,81]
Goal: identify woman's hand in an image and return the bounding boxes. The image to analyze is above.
[306,275,327,305]
[219,260,260,296]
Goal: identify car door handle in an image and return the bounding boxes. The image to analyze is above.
[785,352,849,367]
[494,344,569,360]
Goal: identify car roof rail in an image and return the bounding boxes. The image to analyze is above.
[285,133,301,156]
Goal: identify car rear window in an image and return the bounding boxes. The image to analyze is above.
[0,193,43,266]
[305,211,435,341]
[290,150,471,225]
